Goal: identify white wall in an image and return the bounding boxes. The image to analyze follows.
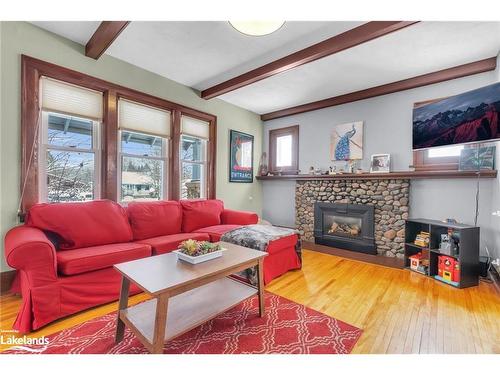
[262,68,500,259]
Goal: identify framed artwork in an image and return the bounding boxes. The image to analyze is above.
[459,146,496,171]
[412,82,500,149]
[330,121,363,161]
[229,130,254,183]
[370,154,391,173]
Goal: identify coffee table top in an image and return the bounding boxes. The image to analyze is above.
[114,241,266,295]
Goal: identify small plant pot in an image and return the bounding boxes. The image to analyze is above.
[173,248,226,264]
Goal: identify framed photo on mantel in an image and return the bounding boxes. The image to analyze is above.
[370,154,391,173]
[229,130,254,183]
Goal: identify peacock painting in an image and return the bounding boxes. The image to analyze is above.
[330,121,363,161]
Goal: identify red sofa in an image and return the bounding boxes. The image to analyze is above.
[4,199,301,333]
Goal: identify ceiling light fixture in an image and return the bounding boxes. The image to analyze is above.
[229,21,285,36]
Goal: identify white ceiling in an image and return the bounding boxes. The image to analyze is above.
[220,22,500,114]
[106,21,363,90]
[31,21,500,116]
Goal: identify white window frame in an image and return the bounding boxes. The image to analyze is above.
[38,111,101,203]
[117,130,169,203]
[180,134,208,199]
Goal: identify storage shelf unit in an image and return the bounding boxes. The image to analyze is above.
[404,218,479,288]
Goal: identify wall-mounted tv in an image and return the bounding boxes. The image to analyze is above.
[412,82,500,150]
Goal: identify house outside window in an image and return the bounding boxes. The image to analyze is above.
[119,131,167,201]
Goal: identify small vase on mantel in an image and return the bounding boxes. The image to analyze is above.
[258,152,268,176]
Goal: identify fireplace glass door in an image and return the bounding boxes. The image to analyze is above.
[323,214,363,238]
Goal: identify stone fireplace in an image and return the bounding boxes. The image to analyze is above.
[314,202,376,254]
[295,178,410,258]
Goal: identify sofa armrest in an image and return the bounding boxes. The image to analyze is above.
[221,209,258,225]
[5,226,57,283]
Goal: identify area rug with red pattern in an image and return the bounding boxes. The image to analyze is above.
[2,292,362,354]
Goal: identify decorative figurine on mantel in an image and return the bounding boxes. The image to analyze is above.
[328,166,337,175]
[351,160,362,173]
[344,160,353,173]
[258,152,268,176]
[309,166,315,175]
[345,161,350,173]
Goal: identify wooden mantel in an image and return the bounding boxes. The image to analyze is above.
[256,170,497,181]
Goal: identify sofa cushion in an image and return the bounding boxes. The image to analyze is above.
[27,200,133,250]
[193,224,242,242]
[127,201,182,240]
[57,242,152,276]
[180,199,224,233]
[136,232,210,255]
[221,209,259,225]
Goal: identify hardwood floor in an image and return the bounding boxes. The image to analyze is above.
[267,250,500,354]
[1,249,499,353]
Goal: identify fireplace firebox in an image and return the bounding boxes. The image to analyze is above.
[314,202,376,254]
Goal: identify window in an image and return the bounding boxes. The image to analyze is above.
[413,144,465,171]
[38,77,102,202]
[21,56,217,213]
[269,125,299,174]
[118,99,170,202]
[119,131,167,201]
[427,145,464,158]
[180,116,209,199]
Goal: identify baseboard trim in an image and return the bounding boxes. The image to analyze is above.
[303,240,405,269]
[0,270,16,295]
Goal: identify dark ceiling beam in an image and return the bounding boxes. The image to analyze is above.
[85,21,130,59]
[201,21,419,99]
[261,56,498,121]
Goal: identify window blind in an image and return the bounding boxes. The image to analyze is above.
[181,115,210,139]
[40,77,103,120]
[118,99,171,138]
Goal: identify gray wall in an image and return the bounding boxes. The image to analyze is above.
[262,66,500,260]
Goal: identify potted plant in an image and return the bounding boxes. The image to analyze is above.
[173,239,225,264]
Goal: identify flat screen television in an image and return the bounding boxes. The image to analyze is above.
[412,82,500,150]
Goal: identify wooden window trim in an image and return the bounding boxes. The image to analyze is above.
[21,55,216,214]
[269,125,299,174]
[412,150,459,171]
[413,144,477,171]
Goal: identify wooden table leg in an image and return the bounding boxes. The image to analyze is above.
[151,293,169,354]
[115,276,130,343]
[257,258,265,317]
